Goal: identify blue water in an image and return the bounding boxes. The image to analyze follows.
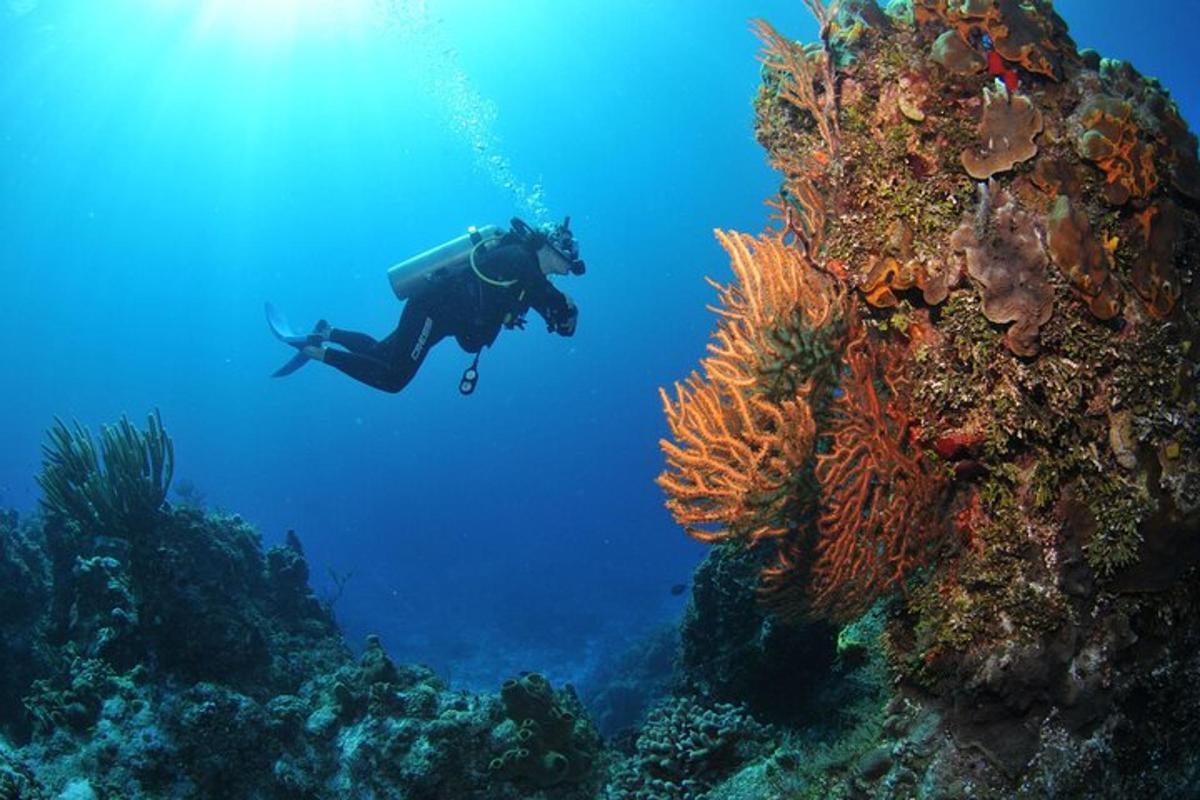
[2,0,1197,689]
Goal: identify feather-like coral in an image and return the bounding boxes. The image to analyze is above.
[659,229,949,622]
[807,324,947,622]
[658,232,843,546]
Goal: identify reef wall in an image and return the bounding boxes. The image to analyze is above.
[659,0,1200,795]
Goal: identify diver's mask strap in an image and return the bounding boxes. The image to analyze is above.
[459,351,482,395]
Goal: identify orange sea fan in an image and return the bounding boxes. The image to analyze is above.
[658,377,816,544]
[657,231,845,545]
[801,322,948,622]
[661,232,949,624]
[754,18,838,254]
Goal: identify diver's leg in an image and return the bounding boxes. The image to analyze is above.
[321,302,446,393]
[328,328,380,354]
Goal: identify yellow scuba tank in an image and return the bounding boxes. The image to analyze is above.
[387,224,505,300]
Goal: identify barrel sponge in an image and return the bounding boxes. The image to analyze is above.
[950,187,1054,357]
[1046,195,1122,320]
[961,85,1044,180]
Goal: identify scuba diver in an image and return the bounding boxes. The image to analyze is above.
[267,217,584,395]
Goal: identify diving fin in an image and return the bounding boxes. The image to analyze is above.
[265,302,310,345]
[266,302,295,341]
[272,351,311,377]
[266,302,320,377]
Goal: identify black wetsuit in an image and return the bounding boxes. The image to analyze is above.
[323,236,574,393]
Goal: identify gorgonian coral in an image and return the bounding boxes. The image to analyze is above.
[36,411,174,537]
[659,228,949,622]
[763,321,949,623]
[658,232,844,546]
[755,18,839,256]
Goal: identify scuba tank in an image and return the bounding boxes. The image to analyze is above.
[387,224,505,300]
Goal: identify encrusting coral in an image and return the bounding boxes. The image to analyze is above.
[1132,200,1183,319]
[1073,94,1159,205]
[913,0,1067,81]
[1046,193,1123,319]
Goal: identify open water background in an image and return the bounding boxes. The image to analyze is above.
[1,0,1195,687]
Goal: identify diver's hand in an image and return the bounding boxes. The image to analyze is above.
[554,297,578,337]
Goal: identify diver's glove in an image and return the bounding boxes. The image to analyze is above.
[552,297,578,337]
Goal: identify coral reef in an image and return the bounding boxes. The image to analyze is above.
[5,2,1200,798]
[659,0,1200,795]
[4,416,618,799]
[606,696,775,800]
[490,672,600,789]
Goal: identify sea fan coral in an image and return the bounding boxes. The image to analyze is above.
[658,232,845,546]
[659,228,951,623]
[763,321,948,623]
[755,18,839,255]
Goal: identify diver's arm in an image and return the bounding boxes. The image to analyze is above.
[528,281,577,336]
